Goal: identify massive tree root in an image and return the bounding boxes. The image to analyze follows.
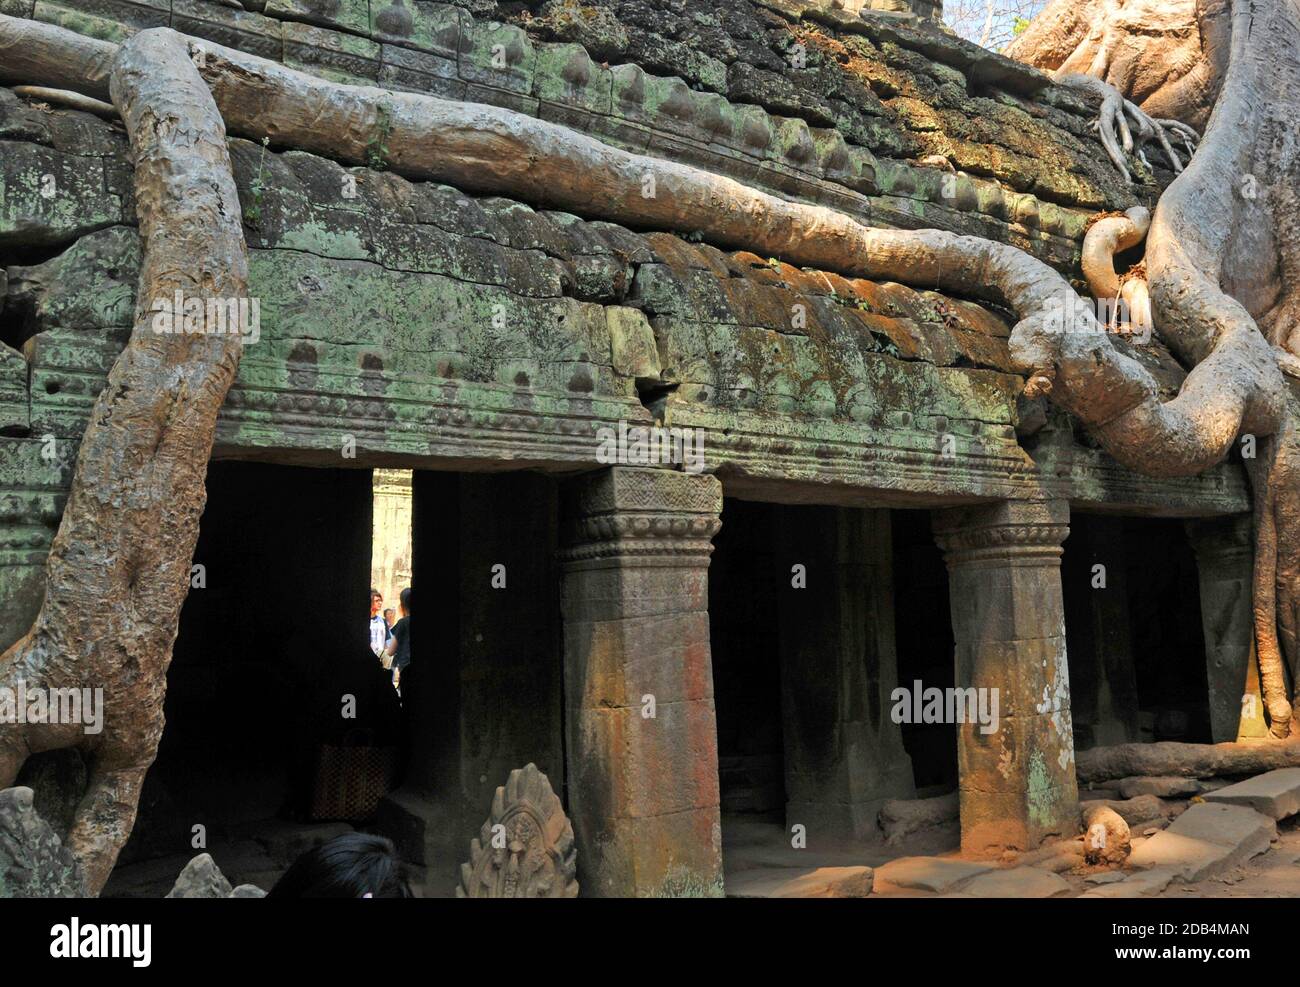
[1007,0,1230,133]
[1015,0,1300,736]
[2,0,1300,885]
[1008,0,1223,182]
[1078,737,1300,782]
[1082,206,1153,336]
[0,27,249,893]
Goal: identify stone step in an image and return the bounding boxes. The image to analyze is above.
[1079,867,1178,898]
[961,867,1071,898]
[874,856,994,893]
[726,865,874,898]
[1202,768,1300,820]
[1128,802,1275,882]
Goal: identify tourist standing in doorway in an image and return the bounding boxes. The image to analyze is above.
[386,588,411,690]
[369,588,388,663]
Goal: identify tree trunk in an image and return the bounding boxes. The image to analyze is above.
[0,25,249,894]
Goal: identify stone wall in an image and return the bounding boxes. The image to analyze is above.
[10,0,1161,271]
[0,77,1248,650]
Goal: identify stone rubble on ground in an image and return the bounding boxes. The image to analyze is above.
[166,853,267,899]
[1084,871,1128,885]
[0,786,84,898]
[1020,839,1085,873]
[961,867,1071,898]
[874,856,994,893]
[1082,804,1131,865]
[1080,867,1179,898]
[878,793,959,845]
[1079,794,1174,826]
[855,766,1299,900]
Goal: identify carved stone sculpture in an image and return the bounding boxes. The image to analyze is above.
[458,764,578,898]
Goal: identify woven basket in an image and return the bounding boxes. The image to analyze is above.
[309,729,399,822]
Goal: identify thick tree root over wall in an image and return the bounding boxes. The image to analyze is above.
[0,26,248,893]
[1,2,1299,886]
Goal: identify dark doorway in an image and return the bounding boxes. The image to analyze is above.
[105,461,394,895]
[1125,518,1211,741]
[708,498,786,820]
[890,509,958,793]
[1062,514,1211,747]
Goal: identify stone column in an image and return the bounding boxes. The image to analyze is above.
[1185,515,1266,741]
[933,500,1079,854]
[776,506,915,842]
[559,467,724,897]
[1063,516,1140,749]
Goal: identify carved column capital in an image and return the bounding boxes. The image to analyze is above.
[932,499,1070,570]
[559,467,722,566]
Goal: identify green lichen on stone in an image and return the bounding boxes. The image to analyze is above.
[652,866,725,898]
[0,146,122,244]
[29,3,139,43]
[1026,749,1064,832]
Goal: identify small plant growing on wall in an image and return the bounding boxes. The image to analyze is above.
[366,104,394,171]
[243,136,270,229]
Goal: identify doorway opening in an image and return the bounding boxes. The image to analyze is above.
[104,461,402,896]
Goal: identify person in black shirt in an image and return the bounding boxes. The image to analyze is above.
[385,587,411,690]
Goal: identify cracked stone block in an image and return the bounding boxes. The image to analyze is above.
[1128,802,1275,882]
[1080,867,1178,898]
[1202,768,1300,820]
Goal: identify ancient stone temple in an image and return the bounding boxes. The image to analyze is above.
[0,0,1263,897]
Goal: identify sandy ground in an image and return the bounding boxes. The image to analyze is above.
[722,813,1300,897]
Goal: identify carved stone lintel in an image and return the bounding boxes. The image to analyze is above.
[457,764,578,899]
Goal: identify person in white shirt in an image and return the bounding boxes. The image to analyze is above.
[368,588,388,662]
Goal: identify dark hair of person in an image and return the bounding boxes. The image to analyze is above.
[370,588,381,599]
[267,833,412,898]
[400,587,411,614]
